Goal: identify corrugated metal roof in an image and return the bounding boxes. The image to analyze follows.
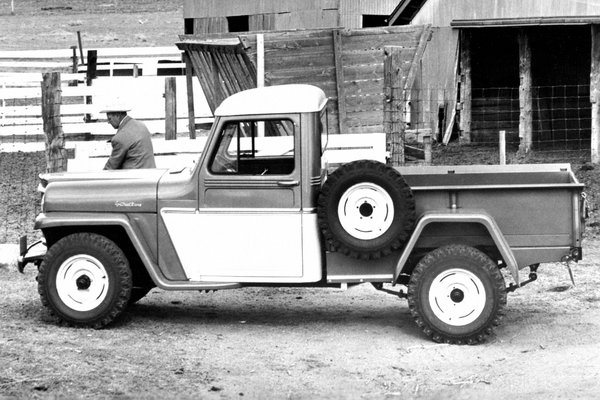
[451,16,600,28]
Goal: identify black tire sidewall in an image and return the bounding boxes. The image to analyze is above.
[319,160,415,258]
[40,233,131,326]
[409,246,505,340]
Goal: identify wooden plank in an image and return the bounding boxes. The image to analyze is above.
[333,30,348,135]
[403,26,431,91]
[264,52,335,69]
[183,52,196,139]
[256,33,265,88]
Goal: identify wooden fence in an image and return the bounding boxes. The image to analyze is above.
[0,47,214,143]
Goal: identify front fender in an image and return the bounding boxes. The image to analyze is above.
[394,209,519,285]
[35,211,165,280]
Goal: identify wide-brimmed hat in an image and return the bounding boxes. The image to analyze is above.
[100,99,131,113]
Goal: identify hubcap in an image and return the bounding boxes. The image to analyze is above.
[56,254,109,312]
[338,182,394,240]
[428,268,486,326]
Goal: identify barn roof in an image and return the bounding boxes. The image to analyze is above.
[388,0,428,25]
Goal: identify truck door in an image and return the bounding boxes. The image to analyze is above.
[160,115,303,282]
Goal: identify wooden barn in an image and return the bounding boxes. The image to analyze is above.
[389,0,600,161]
[183,0,399,33]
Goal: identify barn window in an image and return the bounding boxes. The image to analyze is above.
[362,15,388,28]
[228,15,250,32]
[184,18,194,34]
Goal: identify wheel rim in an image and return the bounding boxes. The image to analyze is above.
[337,182,394,240]
[428,268,486,326]
[56,254,109,312]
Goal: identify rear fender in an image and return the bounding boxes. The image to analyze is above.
[394,210,519,285]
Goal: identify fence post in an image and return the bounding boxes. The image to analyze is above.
[384,46,405,166]
[85,50,97,123]
[499,130,506,165]
[69,46,78,87]
[42,72,68,173]
[165,77,177,140]
[423,135,432,165]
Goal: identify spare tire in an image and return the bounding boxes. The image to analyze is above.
[317,160,416,259]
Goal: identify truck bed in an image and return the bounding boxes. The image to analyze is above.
[326,163,585,283]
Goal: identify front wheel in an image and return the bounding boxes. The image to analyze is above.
[407,245,507,344]
[37,233,132,328]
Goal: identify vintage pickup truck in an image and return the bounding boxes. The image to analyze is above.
[18,84,586,344]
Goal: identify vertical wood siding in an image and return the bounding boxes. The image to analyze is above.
[242,25,426,134]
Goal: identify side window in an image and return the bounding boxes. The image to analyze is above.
[209,118,295,175]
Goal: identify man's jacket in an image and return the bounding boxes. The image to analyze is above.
[104,116,157,170]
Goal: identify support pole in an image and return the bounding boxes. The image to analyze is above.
[77,31,85,65]
[591,25,600,163]
[183,52,196,139]
[256,34,265,88]
[85,50,97,123]
[165,77,177,140]
[459,29,472,144]
[499,130,506,165]
[518,29,533,154]
[384,46,406,166]
[42,72,68,173]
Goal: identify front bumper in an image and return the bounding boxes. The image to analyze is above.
[17,235,46,273]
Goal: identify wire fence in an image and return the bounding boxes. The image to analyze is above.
[400,84,593,163]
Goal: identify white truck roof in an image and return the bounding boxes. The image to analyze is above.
[214,84,328,117]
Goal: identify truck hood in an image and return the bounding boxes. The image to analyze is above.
[42,169,168,213]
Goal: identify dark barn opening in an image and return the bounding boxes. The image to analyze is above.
[468,25,591,149]
[362,15,388,28]
[227,15,250,32]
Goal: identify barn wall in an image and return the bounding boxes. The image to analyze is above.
[410,0,600,26]
[184,0,397,29]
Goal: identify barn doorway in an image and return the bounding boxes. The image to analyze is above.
[467,25,590,150]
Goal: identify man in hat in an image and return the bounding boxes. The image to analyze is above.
[101,102,156,170]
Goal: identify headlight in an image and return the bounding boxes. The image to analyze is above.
[40,193,45,213]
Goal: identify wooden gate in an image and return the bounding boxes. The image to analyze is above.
[177,39,257,112]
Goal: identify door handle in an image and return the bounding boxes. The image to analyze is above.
[277,180,299,187]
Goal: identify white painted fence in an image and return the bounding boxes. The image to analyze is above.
[0,47,213,141]
[66,133,387,172]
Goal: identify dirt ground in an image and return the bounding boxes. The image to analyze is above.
[0,0,182,50]
[1,2,600,399]
[1,244,599,399]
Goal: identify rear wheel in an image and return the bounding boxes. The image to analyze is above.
[407,245,506,344]
[37,233,132,328]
